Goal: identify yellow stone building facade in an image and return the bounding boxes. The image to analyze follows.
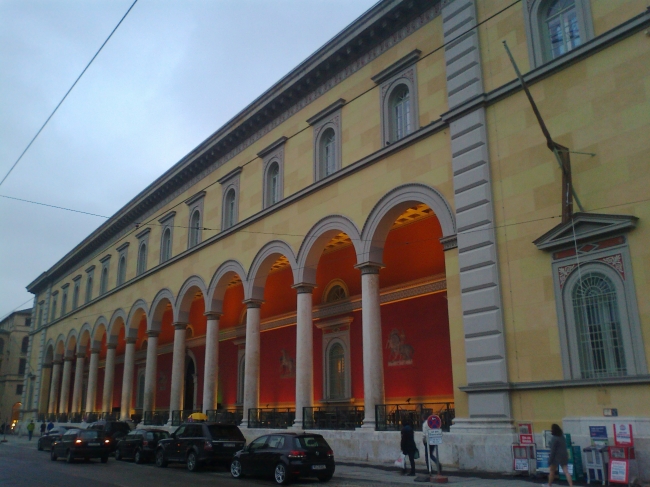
[21,0,650,476]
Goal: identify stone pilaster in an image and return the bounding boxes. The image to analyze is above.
[242,299,262,428]
[202,312,222,413]
[292,284,315,429]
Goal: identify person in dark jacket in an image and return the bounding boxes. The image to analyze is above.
[544,423,574,487]
[400,420,417,476]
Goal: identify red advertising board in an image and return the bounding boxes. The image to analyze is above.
[613,424,633,447]
[609,460,629,484]
[518,422,534,445]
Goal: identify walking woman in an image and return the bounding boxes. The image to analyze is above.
[400,420,417,476]
[544,423,574,487]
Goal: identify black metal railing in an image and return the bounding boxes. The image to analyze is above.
[171,409,201,426]
[83,412,99,423]
[131,409,143,425]
[375,403,455,432]
[100,411,117,421]
[69,412,83,423]
[206,408,243,425]
[37,413,46,422]
[57,413,68,423]
[248,408,295,429]
[302,406,364,430]
[47,413,57,423]
[143,410,170,426]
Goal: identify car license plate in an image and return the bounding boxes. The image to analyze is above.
[223,443,235,448]
[312,465,326,470]
[89,443,100,446]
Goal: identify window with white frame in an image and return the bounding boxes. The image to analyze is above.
[100,266,109,295]
[259,137,286,209]
[308,99,343,182]
[185,191,205,249]
[72,278,80,310]
[158,212,175,264]
[524,0,593,68]
[85,267,94,304]
[372,50,420,146]
[117,255,127,286]
[136,228,150,276]
[219,167,241,231]
[317,317,353,401]
[50,292,58,321]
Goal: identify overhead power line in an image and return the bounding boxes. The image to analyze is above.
[0,0,139,189]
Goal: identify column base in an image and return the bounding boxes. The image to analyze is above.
[358,421,377,430]
[290,420,305,430]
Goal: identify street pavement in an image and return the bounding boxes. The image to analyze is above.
[0,434,563,487]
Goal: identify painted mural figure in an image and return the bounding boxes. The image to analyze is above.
[279,349,295,378]
[386,329,414,366]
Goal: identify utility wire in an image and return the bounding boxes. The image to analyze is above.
[0,0,139,189]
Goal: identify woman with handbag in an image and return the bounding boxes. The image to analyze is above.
[400,420,418,476]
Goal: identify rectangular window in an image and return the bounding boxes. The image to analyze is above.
[16,384,23,395]
[25,318,31,328]
[18,358,27,375]
[61,291,68,316]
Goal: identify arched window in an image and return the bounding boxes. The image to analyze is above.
[161,228,172,263]
[326,342,346,400]
[117,255,126,286]
[319,128,337,179]
[265,162,280,207]
[21,337,29,354]
[237,353,245,405]
[571,272,626,378]
[72,284,79,310]
[545,0,581,59]
[326,285,347,303]
[188,209,201,248]
[224,189,237,230]
[100,267,108,295]
[50,295,58,321]
[137,243,147,275]
[389,84,411,142]
[85,276,93,303]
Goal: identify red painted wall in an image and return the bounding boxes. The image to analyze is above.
[189,298,207,336]
[313,244,360,306]
[155,352,173,409]
[189,343,206,409]
[218,338,241,407]
[220,284,245,329]
[261,268,296,320]
[259,326,296,406]
[158,308,174,346]
[112,363,124,410]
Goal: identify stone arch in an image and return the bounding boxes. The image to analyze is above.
[64,328,78,358]
[54,335,66,361]
[175,275,209,323]
[126,299,149,340]
[148,288,176,333]
[107,308,127,346]
[296,215,362,285]
[91,316,108,351]
[245,240,298,301]
[359,183,456,264]
[77,323,92,354]
[207,260,248,314]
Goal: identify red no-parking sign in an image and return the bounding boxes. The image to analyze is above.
[427,414,442,429]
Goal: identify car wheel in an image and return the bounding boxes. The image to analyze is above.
[186,451,199,472]
[317,473,333,482]
[134,449,143,464]
[274,462,290,485]
[101,455,108,464]
[66,450,74,463]
[114,448,122,461]
[230,459,244,479]
[155,449,167,468]
[50,449,58,461]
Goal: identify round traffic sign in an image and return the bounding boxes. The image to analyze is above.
[427,414,442,429]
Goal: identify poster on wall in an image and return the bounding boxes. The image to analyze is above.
[518,422,534,445]
[536,449,550,473]
[613,424,633,446]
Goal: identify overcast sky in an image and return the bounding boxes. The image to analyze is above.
[0,0,378,319]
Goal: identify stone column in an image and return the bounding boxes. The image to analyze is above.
[292,284,314,429]
[142,331,159,413]
[85,349,100,413]
[39,364,53,415]
[48,360,62,414]
[242,300,262,428]
[169,322,188,415]
[58,356,74,414]
[71,353,85,413]
[358,263,384,428]
[202,313,221,413]
[102,344,117,413]
[120,337,137,420]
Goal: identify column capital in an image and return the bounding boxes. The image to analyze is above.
[63,355,75,362]
[125,337,137,345]
[243,299,264,309]
[90,348,101,355]
[204,311,222,320]
[42,363,53,369]
[173,321,188,331]
[354,261,384,275]
[291,283,316,294]
[76,353,86,359]
[53,359,63,366]
[106,343,118,350]
[146,330,160,338]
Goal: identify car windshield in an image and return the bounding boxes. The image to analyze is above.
[295,436,330,449]
[146,431,169,441]
[80,430,99,440]
[207,425,245,441]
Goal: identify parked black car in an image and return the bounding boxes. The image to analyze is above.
[50,428,111,463]
[115,428,170,464]
[230,433,334,484]
[37,426,76,451]
[155,422,246,472]
[87,420,131,452]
